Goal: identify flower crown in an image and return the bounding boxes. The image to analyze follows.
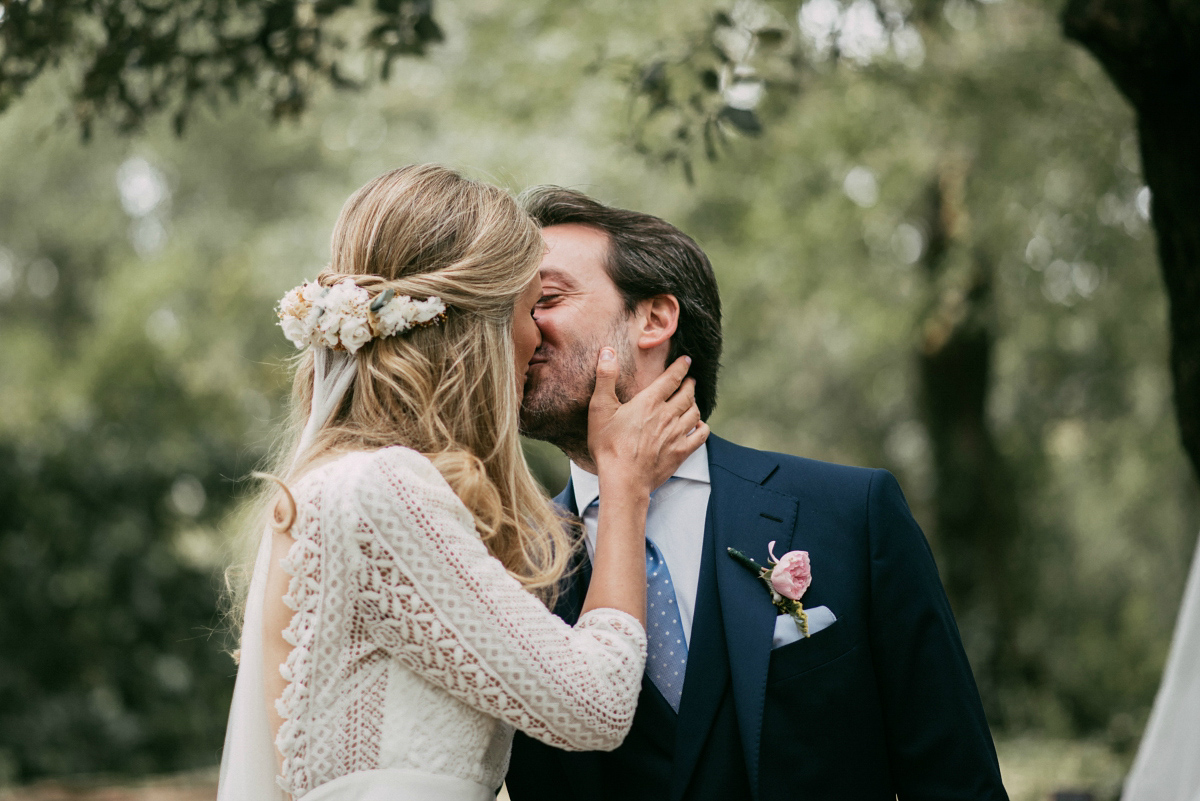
[277,278,447,354]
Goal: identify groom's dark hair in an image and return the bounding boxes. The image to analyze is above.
[520,186,723,420]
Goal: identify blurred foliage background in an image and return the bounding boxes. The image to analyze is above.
[1,0,1197,793]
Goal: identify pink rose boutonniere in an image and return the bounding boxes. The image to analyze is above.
[728,541,813,637]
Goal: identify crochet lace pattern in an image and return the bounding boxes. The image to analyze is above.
[274,447,647,797]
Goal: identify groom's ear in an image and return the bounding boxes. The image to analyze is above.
[634,294,680,352]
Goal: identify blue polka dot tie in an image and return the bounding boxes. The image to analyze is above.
[645,537,688,712]
[584,482,689,712]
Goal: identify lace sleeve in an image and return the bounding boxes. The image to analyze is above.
[331,447,647,752]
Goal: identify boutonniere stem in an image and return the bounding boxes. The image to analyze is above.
[727,542,812,637]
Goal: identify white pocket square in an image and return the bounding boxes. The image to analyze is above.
[771,606,838,648]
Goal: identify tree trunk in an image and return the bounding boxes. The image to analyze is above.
[1064,0,1200,483]
[917,158,1023,711]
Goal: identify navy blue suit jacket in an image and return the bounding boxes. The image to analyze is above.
[506,435,1007,801]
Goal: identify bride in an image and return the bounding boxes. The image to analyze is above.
[217,164,707,800]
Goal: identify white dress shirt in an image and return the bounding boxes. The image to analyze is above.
[569,443,710,646]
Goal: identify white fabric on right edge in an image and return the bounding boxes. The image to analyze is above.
[1123,532,1200,801]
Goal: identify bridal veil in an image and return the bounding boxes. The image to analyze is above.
[1123,532,1200,801]
[217,348,356,801]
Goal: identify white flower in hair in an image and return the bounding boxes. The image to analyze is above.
[280,315,311,348]
[315,309,343,349]
[277,282,327,349]
[276,278,446,352]
[301,282,326,304]
[411,296,447,324]
[323,279,371,314]
[376,296,419,336]
[339,316,373,353]
[313,279,372,352]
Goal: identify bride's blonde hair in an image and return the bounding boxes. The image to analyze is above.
[228,164,574,629]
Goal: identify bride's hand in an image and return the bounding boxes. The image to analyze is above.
[587,349,709,498]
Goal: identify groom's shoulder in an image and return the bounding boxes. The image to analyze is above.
[707,434,883,500]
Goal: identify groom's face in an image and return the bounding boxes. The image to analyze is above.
[520,224,636,447]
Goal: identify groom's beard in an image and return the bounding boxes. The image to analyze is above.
[520,325,636,465]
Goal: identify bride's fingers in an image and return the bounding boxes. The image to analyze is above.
[666,402,700,434]
[666,378,696,415]
[675,404,702,435]
[678,421,710,451]
[644,355,692,402]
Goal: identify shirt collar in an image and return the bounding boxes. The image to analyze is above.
[569,442,710,513]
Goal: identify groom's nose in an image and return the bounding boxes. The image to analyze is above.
[531,311,556,344]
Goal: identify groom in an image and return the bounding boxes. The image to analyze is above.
[507,188,1008,801]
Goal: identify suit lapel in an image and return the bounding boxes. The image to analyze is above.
[553,480,577,515]
[551,481,590,626]
[554,445,800,801]
[707,437,799,801]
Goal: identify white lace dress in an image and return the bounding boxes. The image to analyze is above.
[217,447,647,801]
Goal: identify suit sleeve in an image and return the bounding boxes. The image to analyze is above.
[865,469,1009,800]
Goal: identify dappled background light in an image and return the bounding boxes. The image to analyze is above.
[798,0,925,66]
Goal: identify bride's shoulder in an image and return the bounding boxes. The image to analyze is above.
[294,446,448,496]
[293,446,473,532]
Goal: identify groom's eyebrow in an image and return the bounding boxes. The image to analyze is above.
[538,267,578,288]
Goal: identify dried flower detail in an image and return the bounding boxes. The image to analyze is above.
[727,541,812,637]
[276,279,447,353]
